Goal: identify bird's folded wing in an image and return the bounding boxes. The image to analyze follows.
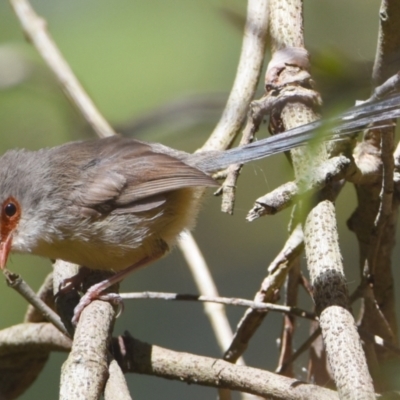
[68,138,217,216]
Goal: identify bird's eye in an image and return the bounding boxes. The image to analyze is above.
[2,198,20,221]
[4,202,17,218]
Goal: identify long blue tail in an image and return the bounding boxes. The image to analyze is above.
[194,94,400,172]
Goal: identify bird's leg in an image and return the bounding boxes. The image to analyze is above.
[57,266,91,296]
[71,253,164,326]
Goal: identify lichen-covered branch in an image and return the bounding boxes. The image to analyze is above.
[268,0,375,398]
[113,333,340,400]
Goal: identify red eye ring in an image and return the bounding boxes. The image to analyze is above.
[0,197,21,256]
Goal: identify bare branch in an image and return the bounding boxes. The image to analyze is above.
[0,323,71,399]
[247,155,351,220]
[24,272,55,323]
[372,0,400,86]
[0,323,71,354]
[268,0,375,397]
[368,72,400,103]
[104,359,132,400]
[276,259,301,377]
[349,0,400,379]
[276,328,321,375]
[113,333,340,400]
[218,124,255,214]
[60,301,115,400]
[121,291,315,320]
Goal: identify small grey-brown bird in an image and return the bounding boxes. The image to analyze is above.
[0,94,398,322]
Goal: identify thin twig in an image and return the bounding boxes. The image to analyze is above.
[276,259,301,377]
[121,291,315,320]
[276,328,321,374]
[361,125,395,280]
[24,272,55,323]
[3,270,69,337]
[359,329,400,358]
[217,115,260,214]
[367,72,400,103]
[174,3,270,372]
[247,155,351,220]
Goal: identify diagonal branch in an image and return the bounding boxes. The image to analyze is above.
[113,333,340,400]
[202,0,269,152]
[9,0,116,138]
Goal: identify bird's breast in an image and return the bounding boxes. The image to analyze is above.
[17,187,204,270]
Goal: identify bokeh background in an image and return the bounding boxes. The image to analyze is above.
[0,0,398,399]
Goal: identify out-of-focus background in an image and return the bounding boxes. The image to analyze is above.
[0,1,398,399]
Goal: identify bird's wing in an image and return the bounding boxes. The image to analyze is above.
[65,137,217,216]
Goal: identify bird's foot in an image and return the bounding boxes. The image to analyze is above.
[70,253,162,326]
[71,281,123,326]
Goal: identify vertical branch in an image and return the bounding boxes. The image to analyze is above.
[276,260,301,377]
[60,301,114,400]
[349,0,400,389]
[372,0,400,86]
[268,0,375,398]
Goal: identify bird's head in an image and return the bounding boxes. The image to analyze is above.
[0,148,58,269]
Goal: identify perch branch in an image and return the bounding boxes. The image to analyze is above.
[121,291,315,320]
[113,333,340,400]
